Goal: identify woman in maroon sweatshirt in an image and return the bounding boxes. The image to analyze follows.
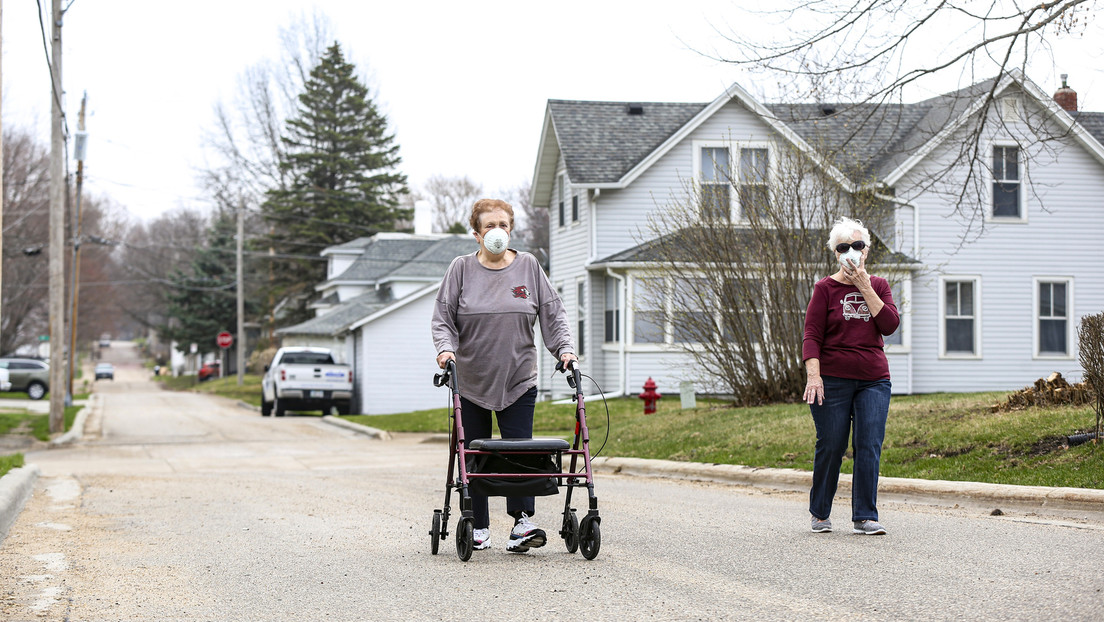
[802,217,899,535]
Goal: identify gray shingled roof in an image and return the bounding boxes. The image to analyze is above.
[596,228,918,266]
[548,100,707,184]
[277,289,393,336]
[550,76,1104,185]
[325,234,472,285]
[1072,112,1104,146]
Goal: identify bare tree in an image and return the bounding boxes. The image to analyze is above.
[1,128,51,355]
[502,180,548,263]
[422,175,483,233]
[642,143,889,405]
[712,0,1099,240]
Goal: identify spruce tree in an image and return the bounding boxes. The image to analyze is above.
[262,42,409,325]
[161,212,247,358]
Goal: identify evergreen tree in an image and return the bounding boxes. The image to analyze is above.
[161,212,251,357]
[262,42,409,325]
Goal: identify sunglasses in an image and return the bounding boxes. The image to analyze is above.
[835,241,867,253]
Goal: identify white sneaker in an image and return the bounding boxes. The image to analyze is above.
[473,528,490,550]
[505,513,546,553]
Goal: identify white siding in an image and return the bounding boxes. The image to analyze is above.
[895,99,1104,391]
[356,293,443,415]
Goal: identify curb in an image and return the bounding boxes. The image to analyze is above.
[50,394,99,446]
[0,464,41,543]
[320,416,393,441]
[592,456,1104,513]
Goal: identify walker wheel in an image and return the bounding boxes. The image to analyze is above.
[562,511,579,554]
[579,516,601,560]
[430,510,442,555]
[455,517,474,562]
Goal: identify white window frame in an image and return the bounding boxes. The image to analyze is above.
[939,275,982,359]
[1033,276,1074,360]
[987,141,1027,223]
[629,273,669,350]
[882,276,911,353]
[692,140,774,223]
[603,275,620,344]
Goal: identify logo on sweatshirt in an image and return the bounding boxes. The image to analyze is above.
[511,285,530,299]
[841,292,871,322]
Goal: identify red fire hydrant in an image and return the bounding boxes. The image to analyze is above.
[639,377,662,414]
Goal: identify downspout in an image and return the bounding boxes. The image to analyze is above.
[606,267,626,398]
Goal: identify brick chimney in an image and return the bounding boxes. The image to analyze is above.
[1053,73,1077,112]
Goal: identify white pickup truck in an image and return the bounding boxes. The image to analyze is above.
[261,347,353,416]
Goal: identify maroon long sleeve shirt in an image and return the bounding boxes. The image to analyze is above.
[802,275,900,381]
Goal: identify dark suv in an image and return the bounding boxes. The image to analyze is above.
[0,357,51,400]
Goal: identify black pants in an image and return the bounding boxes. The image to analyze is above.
[461,386,538,529]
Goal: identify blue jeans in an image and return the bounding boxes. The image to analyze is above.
[461,386,538,529]
[809,376,891,522]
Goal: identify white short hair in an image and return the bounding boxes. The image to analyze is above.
[827,217,871,250]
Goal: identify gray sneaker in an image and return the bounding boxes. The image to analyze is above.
[852,520,887,535]
[811,517,833,533]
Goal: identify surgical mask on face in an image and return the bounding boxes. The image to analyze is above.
[840,248,862,270]
[482,228,509,255]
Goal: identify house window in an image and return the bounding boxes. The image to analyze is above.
[738,148,770,220]
[700,146,730,221]
[992,145,1021,218]
[633,277,666,344]
[672,278,711,344]
[1037,279,1070,356]
[943,278,978,355]
[572,195,579,222]
[576,280,586,356]
[558,174,566,227]
[884,279,906,347]
[721,278,762,345]
[604,277,620,342]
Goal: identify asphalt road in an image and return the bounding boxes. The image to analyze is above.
[1,343,1103,620]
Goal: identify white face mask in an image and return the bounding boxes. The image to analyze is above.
[482,228,509,255]
[840,248,862,270]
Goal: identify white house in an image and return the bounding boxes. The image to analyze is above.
[531,70,1104,396]
[277,231,564,414]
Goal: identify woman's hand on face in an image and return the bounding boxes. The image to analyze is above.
[803,375,824,405]
[842,254,873,292]
[436,351,455,369]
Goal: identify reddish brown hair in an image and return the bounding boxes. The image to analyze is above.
[469,198,515,232]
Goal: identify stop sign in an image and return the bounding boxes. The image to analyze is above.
[216,331,233,349]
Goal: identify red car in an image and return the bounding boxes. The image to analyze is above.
[198,361,221,382]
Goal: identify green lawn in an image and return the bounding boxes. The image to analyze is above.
[344,391,1104,489]
[158,373,1103,489]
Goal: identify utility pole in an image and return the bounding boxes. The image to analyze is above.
[66,93,88,405]
[48,0,66,434]
[1,0,6,333]
[236,200,244,386]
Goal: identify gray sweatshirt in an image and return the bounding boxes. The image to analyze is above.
[431,250,575,411]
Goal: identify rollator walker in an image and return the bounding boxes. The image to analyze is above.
[428,359,602,561]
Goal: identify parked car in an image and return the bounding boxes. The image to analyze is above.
[99,333,112,348]
[261,347,352,416]
[198,361,220,382]
[0,357,50,400]
[95,363,115,380]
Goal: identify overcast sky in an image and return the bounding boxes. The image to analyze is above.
[3,1,1102,223]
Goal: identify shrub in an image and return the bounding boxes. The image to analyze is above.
[1078,312,1104,442]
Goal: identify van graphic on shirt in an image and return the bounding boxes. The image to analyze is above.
[840,292,871,322]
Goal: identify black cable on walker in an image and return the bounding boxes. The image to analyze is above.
[551,363,611,459]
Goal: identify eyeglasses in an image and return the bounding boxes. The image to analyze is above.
[835,241,866,253]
